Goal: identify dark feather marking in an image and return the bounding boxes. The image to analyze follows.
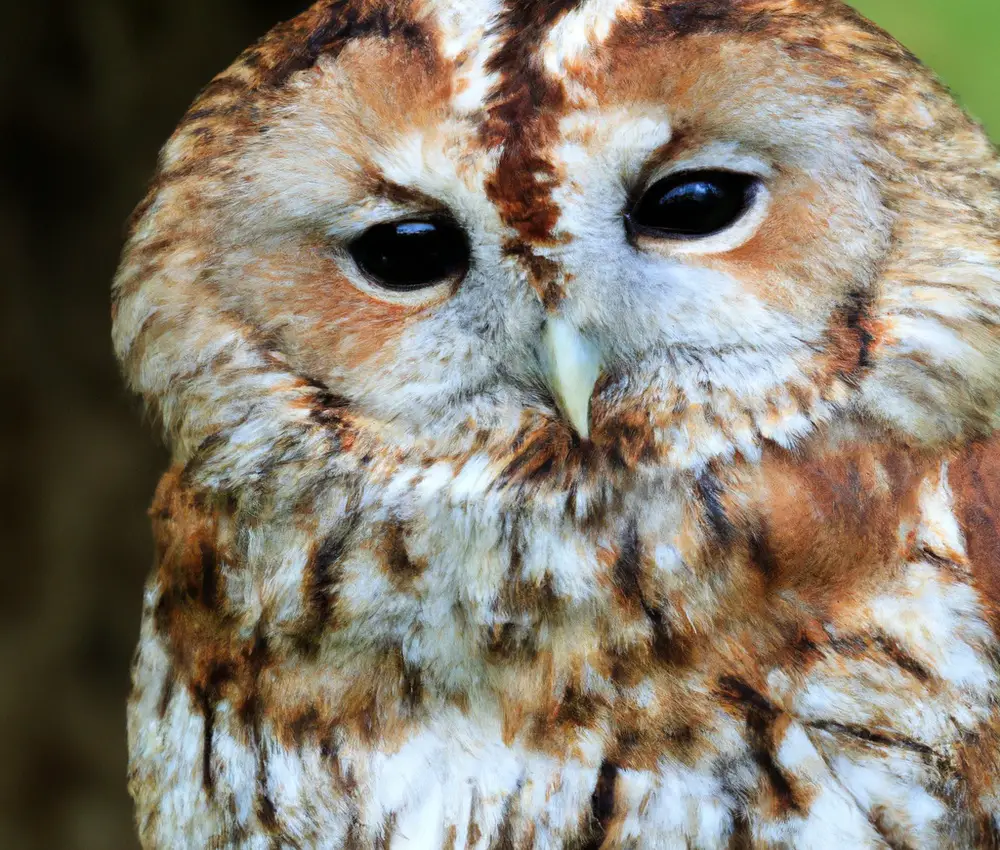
[400,650,425,715]
[263,1,437,89]
[808,720,937,758]
[257,766,279,833]
[157,664,176,720]
[198,662,238,797]
[697,472,735,544]
[288,706,321,749]
[728,811,753,849]
[748,532,779,581]
[582,761,618,849]
[374,813,397,850]
[612,519,643,603]
[225,628,279,834]
[845,289,876,371]
[200,688,216,795]
[613,520,691,665]
[237,629,270,728]
[384,523,426,585]
[830,631,933,684]
[197,76,247,98]
[718,677,802,815]
[649,0,772,37]
[297,512,360,654]
[873,634,932,683]
[466,788,483,850]
[200,541,218,609]
[304,377,351,427]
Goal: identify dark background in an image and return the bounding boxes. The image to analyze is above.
[1,2,996,847]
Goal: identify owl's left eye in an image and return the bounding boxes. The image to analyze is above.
[349,219,470,292]
[627,170,760,239]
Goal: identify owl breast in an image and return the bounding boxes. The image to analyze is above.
[128,429,1000,848]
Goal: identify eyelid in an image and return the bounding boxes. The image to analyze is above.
[641,145,774,192]
[322,200,454,244]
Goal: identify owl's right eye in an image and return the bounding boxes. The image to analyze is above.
[349,219,470,292]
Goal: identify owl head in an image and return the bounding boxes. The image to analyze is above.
[113,0,1000,494]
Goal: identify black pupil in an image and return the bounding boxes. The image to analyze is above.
[349,219,469,291]
[630,170,757,238]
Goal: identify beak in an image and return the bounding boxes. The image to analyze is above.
[540,317,602,440]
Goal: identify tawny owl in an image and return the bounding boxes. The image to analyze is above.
[113,0,1000,847]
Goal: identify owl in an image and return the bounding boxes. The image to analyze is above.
[114,0,1000,847]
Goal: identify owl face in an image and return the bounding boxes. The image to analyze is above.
[116,0,1000,484]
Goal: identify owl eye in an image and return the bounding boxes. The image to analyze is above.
[349,219,470,291]
[628,170,760,239]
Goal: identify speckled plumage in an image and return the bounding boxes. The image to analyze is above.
[114,1,1000,847]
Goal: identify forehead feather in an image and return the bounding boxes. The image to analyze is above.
[195,0,920,111]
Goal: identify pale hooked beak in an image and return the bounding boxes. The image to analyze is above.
[540,317,602,440]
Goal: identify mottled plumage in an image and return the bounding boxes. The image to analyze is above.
[114,1,1000,847]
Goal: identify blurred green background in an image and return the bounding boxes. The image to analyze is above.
[0,2,996,849]
[855,0,1000,136]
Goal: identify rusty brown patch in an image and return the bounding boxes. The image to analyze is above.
[499,418,577,485]
[231,242,431,379]
[254,1,438,90]
[747,441,928,609]
[950,435,1000,630]
[148,470,250,695]
[609,703,701,772]
[378,522,428,589]
[603,637,651,689]
[147,469,287,804]
[466,792,483,850]
[822,291,883,385]
[781,617,829,673]
[150,469,221,609]
[485,620,540,665]
[501,240,565,309]
[320,645,425,748]
[286,706,322,750]
[527,683,609,755]
[618,723,687,772]
[954,717,1000,847]
[593,407,657,471]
